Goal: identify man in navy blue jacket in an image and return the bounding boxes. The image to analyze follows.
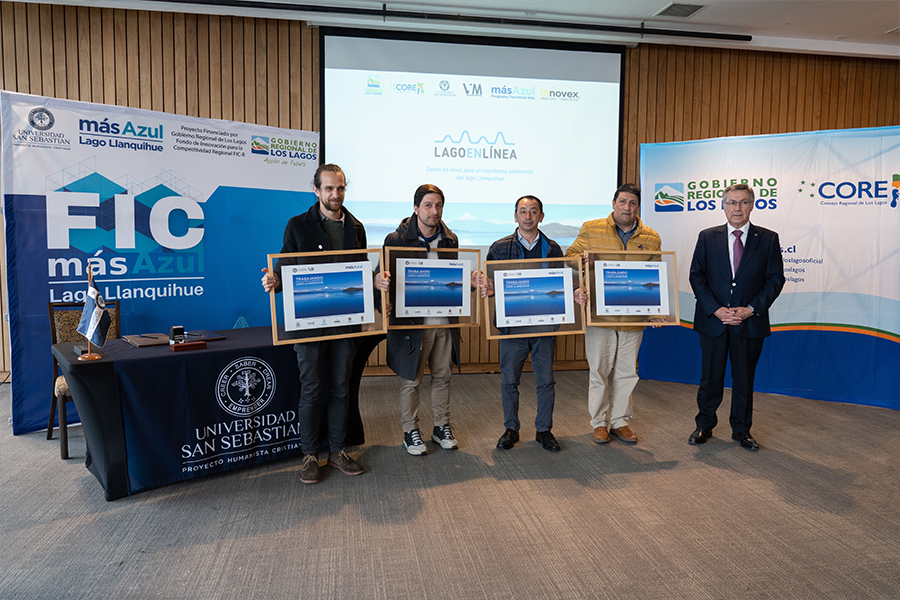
[485,196,565,452]
[688,184,785,450]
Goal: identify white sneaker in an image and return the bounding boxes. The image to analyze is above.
[403,429,427,455]
[432,424,459,450]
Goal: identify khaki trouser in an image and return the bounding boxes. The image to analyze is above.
[585,326,643,430]
[399,328,453,433]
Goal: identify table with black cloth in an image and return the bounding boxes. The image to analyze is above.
[51,327,383,500]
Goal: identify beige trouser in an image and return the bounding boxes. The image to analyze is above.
[399,328,452,433]
[585,326,643,430]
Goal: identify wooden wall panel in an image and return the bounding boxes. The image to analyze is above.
[619,43,899,186]
[0,1,896,373]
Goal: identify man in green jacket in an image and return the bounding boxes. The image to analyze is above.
[565,184,662,445]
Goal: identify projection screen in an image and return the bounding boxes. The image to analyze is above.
[323,31,624,248]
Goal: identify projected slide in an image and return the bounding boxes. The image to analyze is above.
[324,35,622,249]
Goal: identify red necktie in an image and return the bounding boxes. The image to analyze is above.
[733,230,743,274]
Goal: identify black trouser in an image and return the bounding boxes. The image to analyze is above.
[695,328,764,434]
[295,339,355,454]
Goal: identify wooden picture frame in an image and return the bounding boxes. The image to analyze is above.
[267,249,387,345]
[586,250,680,327]
[384,247,482,330]
[483,256,585,340]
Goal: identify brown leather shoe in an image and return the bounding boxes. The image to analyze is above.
[299,454,320,484]
[610,425,638,444]
[593,426,610,444]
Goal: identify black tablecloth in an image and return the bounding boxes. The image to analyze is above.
[53,328,384,500]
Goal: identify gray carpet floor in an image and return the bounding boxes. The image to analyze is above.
[1,372,898,600]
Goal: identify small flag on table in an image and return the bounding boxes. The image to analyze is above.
[77,278,111,347]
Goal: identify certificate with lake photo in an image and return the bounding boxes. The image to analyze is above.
[281,261,375,331]
[395,258,472,318]
[595,260,669,316]
[494,268,575,327]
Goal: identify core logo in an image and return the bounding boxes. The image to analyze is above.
[390,82,424,94]
[814,174,899,208]
[250,136,269,155]
[654,183,685,212]
[216,357,277,417]
[894,174,900,208]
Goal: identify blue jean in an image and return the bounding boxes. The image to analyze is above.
[499,336,556,432]
[294,339,355,454]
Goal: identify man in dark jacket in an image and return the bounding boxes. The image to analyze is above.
[261,164,385,483]
[383,184,462,455]
[484,195,564,452]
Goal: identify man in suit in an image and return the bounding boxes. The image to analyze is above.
[688,184,785,450]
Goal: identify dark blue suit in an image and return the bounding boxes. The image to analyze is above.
[689,223,785,433]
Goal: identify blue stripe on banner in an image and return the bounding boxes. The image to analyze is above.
[639,327,900,410]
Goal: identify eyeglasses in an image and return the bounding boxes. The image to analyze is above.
[723,200,752,207]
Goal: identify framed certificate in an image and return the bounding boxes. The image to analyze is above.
[385,247,481,330]
[267,249,387,345]
[587,250,680,327]
[282,261,374,330]
[494,267,574,325]
[483,257,585,340]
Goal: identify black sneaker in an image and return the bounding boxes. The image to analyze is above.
[299,454,320,484]
[432,424,459,450]
[328,449,364,475]
[403,429,427,455]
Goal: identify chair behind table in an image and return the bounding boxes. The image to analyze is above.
[47,301,121,459]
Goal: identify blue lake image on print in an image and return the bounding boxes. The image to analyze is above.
[293,270,365,318]
[405,266,464,307]
[602,268,661,306]
[503,276,566,317]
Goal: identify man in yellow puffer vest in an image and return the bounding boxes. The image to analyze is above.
[565,184,662,445]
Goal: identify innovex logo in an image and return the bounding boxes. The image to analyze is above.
[654,183,685,212]
[250,136,269,155]
[539,88,579,101]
